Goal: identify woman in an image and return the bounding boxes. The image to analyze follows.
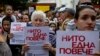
[2,16,22,56]
[22,10,56,56]
[0,26,12,56]
[74,5,100,56]
[75,6,96,31]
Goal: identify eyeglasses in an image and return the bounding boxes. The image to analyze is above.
[80,2,92,5]
[78,4,93,8]
[77,2,94,9]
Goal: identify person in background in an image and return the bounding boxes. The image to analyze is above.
[2,16,22,56]
[22,10,28,15]
[61,19,70,31]
[4,5,16,22]
[74,5,100,56]
[44,18,49,26]
[14,10,22,22]
[61,8,75,31]
[45,10,55,21]
[57,7,67,30]
[0,6,5,26]
[21,14,30,23]
[49,21,57,34]
[0,26,12,56]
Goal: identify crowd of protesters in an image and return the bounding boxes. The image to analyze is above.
[0,0,100,56]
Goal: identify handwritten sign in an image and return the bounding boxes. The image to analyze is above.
[25,26,49,56]
[10,22,26,45]
[56,31,99,56]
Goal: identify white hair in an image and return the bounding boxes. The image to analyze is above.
[31,10,46,22]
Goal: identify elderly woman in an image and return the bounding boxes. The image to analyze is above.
[21,10,56,56]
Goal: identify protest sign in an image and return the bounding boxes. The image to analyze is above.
[25,26,49,56]
[10,22,26,45]
[56,31,99,56]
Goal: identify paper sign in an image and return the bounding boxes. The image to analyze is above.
[10,22,26,45]
[25,26,49,56]
[56,31,99,56]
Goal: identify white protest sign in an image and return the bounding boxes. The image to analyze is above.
[56,31,99,56]
[29,7,34,15]
[25,26,49,56]
[10,22,26,45]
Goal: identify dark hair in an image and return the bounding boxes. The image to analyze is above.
[64,8,75,17]
[75,5,96,20]
[2,16,13,25]
[2,16,13,32]
[49,23,56,27]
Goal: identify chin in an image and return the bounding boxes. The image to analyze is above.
[84,29,94,31]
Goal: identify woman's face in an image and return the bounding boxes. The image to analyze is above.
[2,20,10,32]
[75,8,96,31]
[32,16,45,27]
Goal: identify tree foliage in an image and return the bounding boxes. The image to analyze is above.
[0,0,28,10]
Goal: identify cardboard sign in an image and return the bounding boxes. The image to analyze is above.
[56,31,99,56]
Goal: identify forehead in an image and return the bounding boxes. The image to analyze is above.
[33,18,44,22]
[79,8,96,16]
[3,20,10,24]
[34,15,44,19]
[6,6,12,9]
[23,15,28,18]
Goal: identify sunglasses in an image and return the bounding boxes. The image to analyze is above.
[80,2,92,5]
[77,2,93,8]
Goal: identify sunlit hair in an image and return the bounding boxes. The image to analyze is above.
[31,10,46,22]
[61,19,71,31]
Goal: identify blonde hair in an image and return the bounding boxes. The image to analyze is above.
[61,19,71,31]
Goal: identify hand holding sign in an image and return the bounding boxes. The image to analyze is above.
[43,42,52,51]
[93,52,100,56]
[25,27,49,56]
[8,33,14,39]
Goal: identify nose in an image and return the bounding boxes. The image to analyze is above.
[36,20,41,24]
[5,25,8,28]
